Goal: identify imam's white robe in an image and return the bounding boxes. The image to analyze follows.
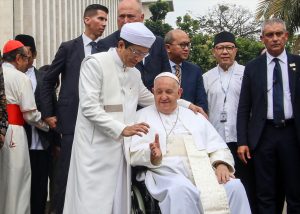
[63,49,155,214]
[130,105,251,214]
[0,63,49,214]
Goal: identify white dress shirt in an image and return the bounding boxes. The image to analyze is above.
[203,62,244,143]
[82,33,101,57]
[266,50,293,119]
[25,67,43,150]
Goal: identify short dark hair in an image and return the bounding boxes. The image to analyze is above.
[2,47,26,62]
[84,4,108,18]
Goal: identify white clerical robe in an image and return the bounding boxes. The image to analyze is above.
[0,63,49,214]
[63,49,156,214]
[130,105,251,214]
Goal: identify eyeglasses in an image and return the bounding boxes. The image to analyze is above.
[128,47,149,58]
[214,45,236,52]
[170,42,191,49]
[263,31,285,38]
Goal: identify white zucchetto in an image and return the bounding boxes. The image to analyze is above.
[120,22,156,48]
[155,72,180,85]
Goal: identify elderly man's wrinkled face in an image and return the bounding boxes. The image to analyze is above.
[261,23,288,57]
[118,41,149,67]
[117,0,144,30]
[152,77,182,114]
[213,42,237,71]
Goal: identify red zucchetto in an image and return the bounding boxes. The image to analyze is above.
[2,40,24,54]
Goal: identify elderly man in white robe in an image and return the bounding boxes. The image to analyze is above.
[130,72,251,214]
[63,22,203,214]
[0,40,49,214]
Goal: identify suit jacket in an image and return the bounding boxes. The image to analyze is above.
[40,36,85,134]
[180,61,208,112]
[237,52,300,150]
[24,68,60,149]
[97,30,171,91]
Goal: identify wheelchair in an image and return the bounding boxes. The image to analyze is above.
[131,167,161,214]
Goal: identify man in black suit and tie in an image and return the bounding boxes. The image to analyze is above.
[164,29,208,114]
[237,18,300,214]
[97,0,171,91]
[40,4,108,214]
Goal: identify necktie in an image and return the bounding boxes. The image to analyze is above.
[89,41,98,54]
[174,64,181,85]
[272,58,285,124]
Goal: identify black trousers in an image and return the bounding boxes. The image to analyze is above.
[29,150,51,214]
[253,123,300,214]
[227,142,257,214]
[50,134,74,214]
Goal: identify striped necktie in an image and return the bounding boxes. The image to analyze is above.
[174,64,181,84]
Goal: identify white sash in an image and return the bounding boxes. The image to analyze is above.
[183,135,230,214]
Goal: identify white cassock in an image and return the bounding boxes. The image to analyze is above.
[0,63,49,214]
[130,105,251,214]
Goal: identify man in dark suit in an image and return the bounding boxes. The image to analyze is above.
[164,29,208,113]
[40,4,108,214]
[97,0,171,91]
[15,34,60,214]
[237,18,300,213]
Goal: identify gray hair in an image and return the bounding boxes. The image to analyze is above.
[261,18,287,35]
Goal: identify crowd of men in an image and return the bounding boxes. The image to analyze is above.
[0,0,300,214]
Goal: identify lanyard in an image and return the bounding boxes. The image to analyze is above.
[218,64,234,109]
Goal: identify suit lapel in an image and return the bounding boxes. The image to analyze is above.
[75,36,85,62]
[259,54,268,108]
[287,54,296,103]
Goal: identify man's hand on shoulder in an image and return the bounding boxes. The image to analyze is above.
[215,162,235,184]
[188,104,208,119]
[150,134,162,166]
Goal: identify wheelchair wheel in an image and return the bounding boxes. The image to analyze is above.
[131,184,146,214]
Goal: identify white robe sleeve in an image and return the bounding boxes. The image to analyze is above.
[20,76,49,132]
[130,110,160,168]
[79,58,126,140]
[137,78,154,107]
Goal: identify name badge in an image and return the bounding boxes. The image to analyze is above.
[220,111,227,123]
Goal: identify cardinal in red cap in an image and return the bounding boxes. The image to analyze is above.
[2,40,29,72]
[0,39,49,214]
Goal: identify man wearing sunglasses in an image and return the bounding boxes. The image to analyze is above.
[237,18,300,213]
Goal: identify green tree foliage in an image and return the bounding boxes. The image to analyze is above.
[176,14,264,72]
[198,4,261,39]
[236,37,264,65]
[144,0,173,38]
[256,0,300,35]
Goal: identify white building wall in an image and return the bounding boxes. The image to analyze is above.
[0,0,119,68]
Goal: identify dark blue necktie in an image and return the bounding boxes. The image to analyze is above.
[89,41,98,54]
[272,58,285,124]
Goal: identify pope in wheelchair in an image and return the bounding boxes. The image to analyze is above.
[130,72,251,214]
